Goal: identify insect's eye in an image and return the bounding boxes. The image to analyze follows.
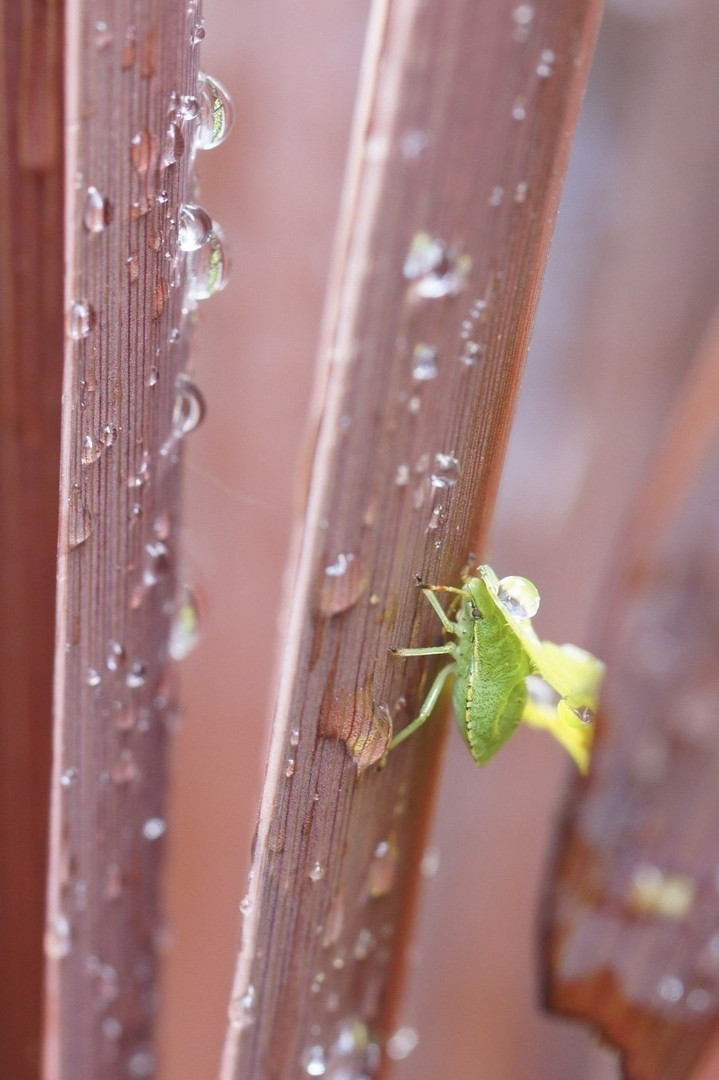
[471,604,482,619]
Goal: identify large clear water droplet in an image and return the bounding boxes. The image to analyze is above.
[172,375,206,437]
[496,575,540,620]
[186,223,230,300]
[178,203,213,252]
[195,72,234,149]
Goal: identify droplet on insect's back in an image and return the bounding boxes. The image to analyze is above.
[496,575,539,619]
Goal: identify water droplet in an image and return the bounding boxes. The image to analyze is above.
[83,186,109,232]
[420,846,440,878]
[113,703,136,732]
[430,452,460,489]
[403,232,471,298]
[496,575,539,620]
[325,553,352,576]
[526,675,559,711]
[81,434,103,465]
[153,279,169,318]
[687,988,712,1013]
[512,2,535,40]
[627,864,695,919]
[176,97,199,127]
[86,667,101,687]
[290,727,300,748]
[127,1049,155,1078]
[322,891,345,949]
[101,423,117,447]
[168,582,201,660]
[190,19,205,45]
[60,766,78,787]
[366,835,399,899]
[126,661,147,689]
[195,72,234,149]
[121,24,137,68]
[309,862,325,883]
[154,511,171,540]
[571,705,595,725]
[301,1044,327,1077]
[459,341,485,367]
[229,984,256,1030]
[178,203,213,251]
[285,757,296,778]
[316,552,368,616]
[44,914,71,959]
[239,894,253,916]
[68,489,93,548]
[411,343,438,380]
[127,252,140,283]
[489,185,504,206]
[142,817,167,841]
[148,365,159,387]
[130,196,152,220]
[386,1025,419,1061]
[537,48,556,78]
[326,1018,377,1076]
[400,129,428,159]
[395,463,410,486]
[403,232,444,279]
[353,928,375,961]
[186,223,230,300]
[142,540,171,586]
[658,974,684,1004]
[130,129,155,174]
[172,375,206,437]
[515,181,529,203]
[102,1016,123,1041]
[66,299,95,340]
[92,20,113,49]
[106,640,126,671]
[162,121,185,167]
[512,96,527,121]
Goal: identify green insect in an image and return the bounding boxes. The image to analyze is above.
[390,565,604,773]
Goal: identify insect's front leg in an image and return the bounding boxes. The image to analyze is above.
[416,584,462,634]
[390,660,455,750]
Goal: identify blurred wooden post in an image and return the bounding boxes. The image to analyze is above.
[0,3,63,1077]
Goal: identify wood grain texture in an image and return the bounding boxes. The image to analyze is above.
[220,1,602,1077]
[45,3,207,1078]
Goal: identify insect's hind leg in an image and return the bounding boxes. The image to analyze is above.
[390,661,454,750]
